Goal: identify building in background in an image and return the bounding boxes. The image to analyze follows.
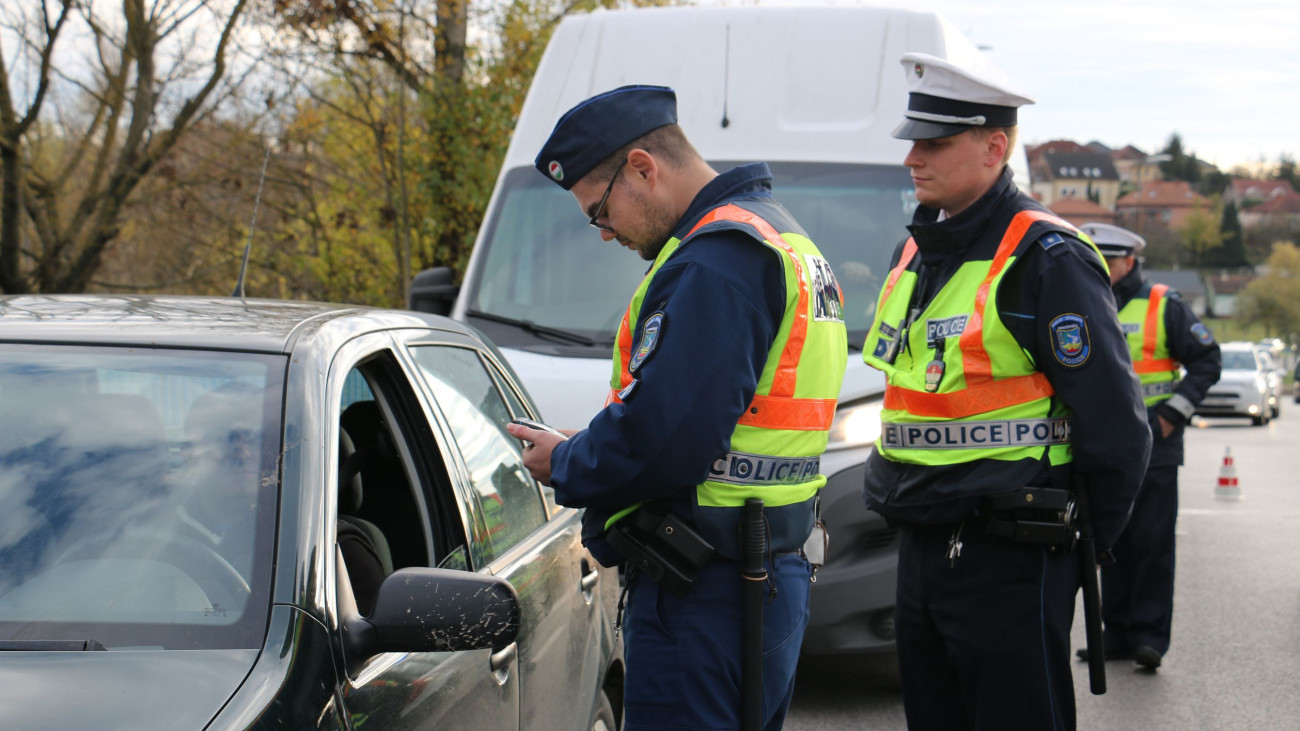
[1116,180,1209,234]
[1028,149,1121,209]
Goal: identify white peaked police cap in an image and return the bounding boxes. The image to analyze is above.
[892,52,1035,140]
[1080,222,1147,257]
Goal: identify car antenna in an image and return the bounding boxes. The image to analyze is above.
[233,145,272,298]
[720,24,731,129]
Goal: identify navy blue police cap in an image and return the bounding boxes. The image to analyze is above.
[535,85,677,190]
[892,53,1035,140]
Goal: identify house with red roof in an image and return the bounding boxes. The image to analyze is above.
[1239,191,1300,232]
[1115,181,1209,234]
[1047,198,1116,228]
[1225,178,1296,209]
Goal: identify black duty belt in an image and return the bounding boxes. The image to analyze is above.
[982,487,1078,550]
[605,508,715,598]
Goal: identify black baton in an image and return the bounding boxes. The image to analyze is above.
[741,498,767,730]
[1073,475,1106,695]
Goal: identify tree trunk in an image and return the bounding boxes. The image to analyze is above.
[0,140,26,293]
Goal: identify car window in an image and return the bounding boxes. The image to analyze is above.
[0,345,281,650]
[1222,350,1258,370]
[408,346,547,563]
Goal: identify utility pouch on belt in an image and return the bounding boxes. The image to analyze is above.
[605,508,715,598]
[984,487,1078,550]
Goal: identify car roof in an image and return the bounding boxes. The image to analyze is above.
[0,295,472,353]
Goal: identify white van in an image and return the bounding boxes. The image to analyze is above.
[413,5,1028,658]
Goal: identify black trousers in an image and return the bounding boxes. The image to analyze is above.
[1101,464,1178,656]
[895,520,1079,731]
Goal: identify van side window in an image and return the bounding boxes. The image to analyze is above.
[408,346,547,563]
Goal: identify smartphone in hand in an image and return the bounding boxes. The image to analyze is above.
[510,418,569,440]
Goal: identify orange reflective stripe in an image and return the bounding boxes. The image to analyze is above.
[884,372,1056,419]
[1134,358,1179,374]
[607,388,834,430]
[1132,284,1180,373]
[615,306,635,391]
[688,204,809,398]
[737,394,837,431]
[882,238,919,304]
[1141,284,1166,363]
[960,210,1077,385]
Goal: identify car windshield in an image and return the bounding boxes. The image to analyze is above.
[465,162,917,349]
[1221,350,1258,371]
[0,345,283,650]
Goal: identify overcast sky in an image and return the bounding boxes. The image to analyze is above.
[736,0,1298,171]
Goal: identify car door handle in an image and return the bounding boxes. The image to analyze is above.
[580,559,599,602]
[490,642,517,685]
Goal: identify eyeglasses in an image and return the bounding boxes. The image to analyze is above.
[587,161,626,233]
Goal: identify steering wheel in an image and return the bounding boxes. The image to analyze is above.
[58,528,252,612]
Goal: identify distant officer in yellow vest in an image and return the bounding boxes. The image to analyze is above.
[861,54,1152,730]
[507,86,847,731]
[1077,222,1221,671]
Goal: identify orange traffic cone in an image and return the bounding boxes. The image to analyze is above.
[1214,447,1242,500]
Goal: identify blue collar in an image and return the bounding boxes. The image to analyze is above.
[674,163,774,239]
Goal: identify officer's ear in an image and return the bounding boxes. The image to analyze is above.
[982,129,1009,169]
[626,148,658,189]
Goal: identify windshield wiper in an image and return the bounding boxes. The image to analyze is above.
[0,639,108,651]
[465,309,599,347]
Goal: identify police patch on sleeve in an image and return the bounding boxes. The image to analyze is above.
[1190,322,1215,345]
[628,311,665,373]
[1049,313,1091,367]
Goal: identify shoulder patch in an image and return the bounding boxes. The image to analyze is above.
[628,311,666,373]
[1049,313,1091,367]
[1038,232,1066,250]
[1190,321,1215,345]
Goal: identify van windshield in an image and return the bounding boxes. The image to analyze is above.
[465,162,916,350]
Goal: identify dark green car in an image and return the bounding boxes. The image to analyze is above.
[0,296,623,730]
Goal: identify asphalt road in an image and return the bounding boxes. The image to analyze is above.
[785,402,1300,730]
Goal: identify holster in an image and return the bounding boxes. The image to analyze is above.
[983,487,1078,550]
[604,508,715,598]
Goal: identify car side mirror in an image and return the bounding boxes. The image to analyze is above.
[409,267,459,316]
[342,567,520,659]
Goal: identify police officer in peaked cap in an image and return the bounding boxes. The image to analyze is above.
[508,85,848,730]
[859,53,1152,729]
[1077,221,1221,671]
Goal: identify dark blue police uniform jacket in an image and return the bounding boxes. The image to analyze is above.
[547,163,811,731]
[549,163,790,537]
[863,167,1152,550]
[860,167,1154,731]
[1111,264,1222,467]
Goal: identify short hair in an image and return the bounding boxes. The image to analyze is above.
[586,124,702,182]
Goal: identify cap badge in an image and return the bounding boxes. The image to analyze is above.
[914,63,924,79]
[548,161,564,181]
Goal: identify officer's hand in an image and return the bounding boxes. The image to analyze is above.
[1157,415,1175,438]
[505,423,565,485]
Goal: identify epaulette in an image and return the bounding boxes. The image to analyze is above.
[1038,232,1066,250]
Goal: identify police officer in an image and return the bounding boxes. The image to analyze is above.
[860,54,1152,730]
[1078,222,1221,671]
[507,86,847,731]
